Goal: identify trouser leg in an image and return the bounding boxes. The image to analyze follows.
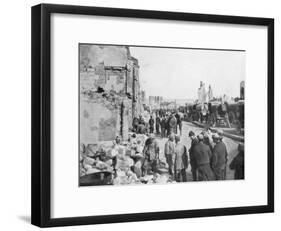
[181,169,187,182]
[191,168,197,181]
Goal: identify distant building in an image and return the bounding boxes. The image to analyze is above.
[208,85,213,101]
[198,81,207,103]
[149,96,163,110]
[240,81,245,99]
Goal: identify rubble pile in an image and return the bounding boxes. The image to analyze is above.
[80,133,171,186]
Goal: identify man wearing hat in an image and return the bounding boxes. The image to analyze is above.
[174,135,188,182]
[192,133,215,181]
[164,133,176,180]
[212,130,228,180]
[142,134,160,176]
[188,131,198,181]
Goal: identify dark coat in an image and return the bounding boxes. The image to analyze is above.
[193,142,212,166]
[212,141,228,180]
[212,141,228,170]
[169,116,177,131]
[156,117,161,126]
[143,138,159,161]
[189,138,198,168]
[229,151,244,179]
[149,118,154,127]
[138,124,146,134]
[160,118,166,128]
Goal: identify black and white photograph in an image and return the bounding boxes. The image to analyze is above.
[28,3,274,228]
[79,44,245,186]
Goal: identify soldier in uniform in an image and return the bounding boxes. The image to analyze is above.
[174,135,188,182]
[188,131,198,181]
[193,134,215,181]
[212,130,228,180]
[164,133,176,180]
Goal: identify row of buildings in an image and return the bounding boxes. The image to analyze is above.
[197,80,245,104]
[80,45,144,144]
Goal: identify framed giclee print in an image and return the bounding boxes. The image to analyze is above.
[31,3,274,227]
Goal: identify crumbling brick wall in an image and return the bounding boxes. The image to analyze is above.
[80,44,141,145]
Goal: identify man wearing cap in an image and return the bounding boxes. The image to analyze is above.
[164,133,176,180]
[174,135,188,182]
[212,130,228,180]
[188,131,199,181]
[192,134,215,181]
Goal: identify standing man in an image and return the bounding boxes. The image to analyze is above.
[174,135,188,182]
[142,134,160,176]
[212,130,228,180]
[169,113,177,135]
[149,115,155,134]
[160,115,166,138]
[188,131,198,181]
[164,133,176,180]
[192,134,215,181]
[155,113,161,135]
[165,114,170,137]
[175,112,183,136]
[202,130,214,152]
[137,116,146,134]
[229,143,244,179]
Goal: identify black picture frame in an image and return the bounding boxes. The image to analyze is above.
[31,3,274,227]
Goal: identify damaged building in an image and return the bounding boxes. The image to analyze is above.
[80,44,142,145]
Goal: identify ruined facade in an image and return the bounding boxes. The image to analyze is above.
[80,45,142,144]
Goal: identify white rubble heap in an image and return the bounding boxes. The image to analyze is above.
[80,133,171,185]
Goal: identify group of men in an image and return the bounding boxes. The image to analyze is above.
[188,130,228,181]
[131,111,244,182]
[141,133,188,182]
[132,111,183,137]
[142,128,229,182]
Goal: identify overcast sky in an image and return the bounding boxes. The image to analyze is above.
[130,46,245,100]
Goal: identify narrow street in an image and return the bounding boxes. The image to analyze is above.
[155,121,240,181]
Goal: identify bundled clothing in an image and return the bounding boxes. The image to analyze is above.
[142,137,159,175]
[189,138,199,181]
[192,142,215,181]
[169,115,177,134]
[229,151,244,179]
[212,141,228,180]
